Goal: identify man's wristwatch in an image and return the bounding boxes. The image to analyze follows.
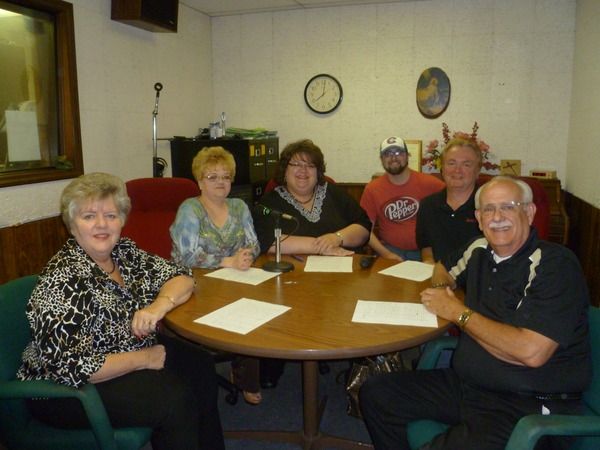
[457,308,474,329]
[335,231,343,246]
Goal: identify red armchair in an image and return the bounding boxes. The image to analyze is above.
[121,177,200,259]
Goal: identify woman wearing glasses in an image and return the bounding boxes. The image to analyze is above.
[170,146,261,404]
[170,146,259,270]
[253,138,371,255]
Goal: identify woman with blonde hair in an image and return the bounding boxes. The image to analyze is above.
[170,146,262,404]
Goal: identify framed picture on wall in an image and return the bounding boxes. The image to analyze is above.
[416,67,451,119]
[405,140,422,172]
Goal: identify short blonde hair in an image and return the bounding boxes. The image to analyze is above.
[441,138,482,167]
[60,172,131,231]
[191,146,236,182]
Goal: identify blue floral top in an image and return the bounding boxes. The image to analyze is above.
[170,197,260,268]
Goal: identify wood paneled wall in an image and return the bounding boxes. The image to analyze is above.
[565,193,600,307]
[0,216,69,284]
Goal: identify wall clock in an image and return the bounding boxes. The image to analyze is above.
[304,73,343,114]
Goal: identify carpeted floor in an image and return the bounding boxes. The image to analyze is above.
[218,359,373,450]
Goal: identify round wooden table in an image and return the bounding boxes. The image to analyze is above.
[164,254,450,450]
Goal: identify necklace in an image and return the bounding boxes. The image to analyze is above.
[106,259,116,275]
[294,190,315,205]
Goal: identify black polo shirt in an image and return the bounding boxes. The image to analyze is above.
[444,230,592,395]
[416,188,481,262]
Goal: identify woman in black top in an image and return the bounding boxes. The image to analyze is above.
[254,138,371,255]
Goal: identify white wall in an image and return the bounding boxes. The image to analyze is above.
[212,0,576,184]
[2,0,595,227]
[567,0,600,208]
[0,0,212,227]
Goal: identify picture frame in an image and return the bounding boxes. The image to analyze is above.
[416,67,451,119]
[405,140,422,172]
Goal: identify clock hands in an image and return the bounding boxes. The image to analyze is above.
[314,90,327,101]
[304,74,342,113]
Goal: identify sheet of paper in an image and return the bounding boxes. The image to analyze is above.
[194,298,291,335]
[303,255,353,272]
[352,300,438,327]
[378,260,434,281]
[204,267,279,285]
[5,110,40,161]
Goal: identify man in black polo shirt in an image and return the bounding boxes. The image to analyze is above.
[360,176,591,450]
[416,138,482,264]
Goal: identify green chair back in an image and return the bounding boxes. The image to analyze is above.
[0,275,152,450]
[0,275,37,383]
[583,306,600,415]
[570,306,600,450]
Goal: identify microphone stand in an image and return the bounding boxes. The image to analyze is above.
[152,82,166,177]
[263,216,294,273]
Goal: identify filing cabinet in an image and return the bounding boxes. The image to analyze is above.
[170,137,279,204]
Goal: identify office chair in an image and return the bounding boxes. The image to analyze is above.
[406,308,600,450]
[122,177,201,259]
[0,275,152,450]
[122,177,240,404]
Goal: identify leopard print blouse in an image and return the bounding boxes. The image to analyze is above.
[17,237,192,388]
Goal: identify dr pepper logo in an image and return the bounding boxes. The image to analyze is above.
[383,197,419,222]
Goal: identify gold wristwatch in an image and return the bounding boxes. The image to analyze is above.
[335,231,343,246]
[457,308,474,329]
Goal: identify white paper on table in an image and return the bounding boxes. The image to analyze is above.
[352,300,438,327]
[378,260,434,281]
[303,255,353,272]
[204,267,279,285]
[194,298,291,335]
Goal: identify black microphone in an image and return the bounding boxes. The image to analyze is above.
[257,204,294,220]
[154,82,163,95]
[360,254,377,269]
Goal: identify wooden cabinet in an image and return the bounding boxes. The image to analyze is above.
[111,0,178,33]
[535,177,569,245]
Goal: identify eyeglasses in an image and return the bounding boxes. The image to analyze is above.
[479,201,528,217]
[288,161,316,170]
[382,149,407,158]
[203,174,232,182]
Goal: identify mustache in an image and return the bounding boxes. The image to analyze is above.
[488,220,512,229]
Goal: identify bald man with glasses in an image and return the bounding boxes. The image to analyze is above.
[360,176,591,450]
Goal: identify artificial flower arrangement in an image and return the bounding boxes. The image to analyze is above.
[422,122,500,174]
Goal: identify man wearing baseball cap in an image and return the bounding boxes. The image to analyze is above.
[360,136,444,261]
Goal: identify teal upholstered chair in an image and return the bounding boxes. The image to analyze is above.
[0,275,153,450]
[407,307,600,450]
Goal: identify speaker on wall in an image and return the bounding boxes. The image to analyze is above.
[111,0,178,33]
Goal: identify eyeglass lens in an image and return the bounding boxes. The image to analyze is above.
[204,174,232,182]
[289,161,316,169]
[480,201,525,216]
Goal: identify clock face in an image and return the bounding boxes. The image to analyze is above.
[304,74,343,114]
